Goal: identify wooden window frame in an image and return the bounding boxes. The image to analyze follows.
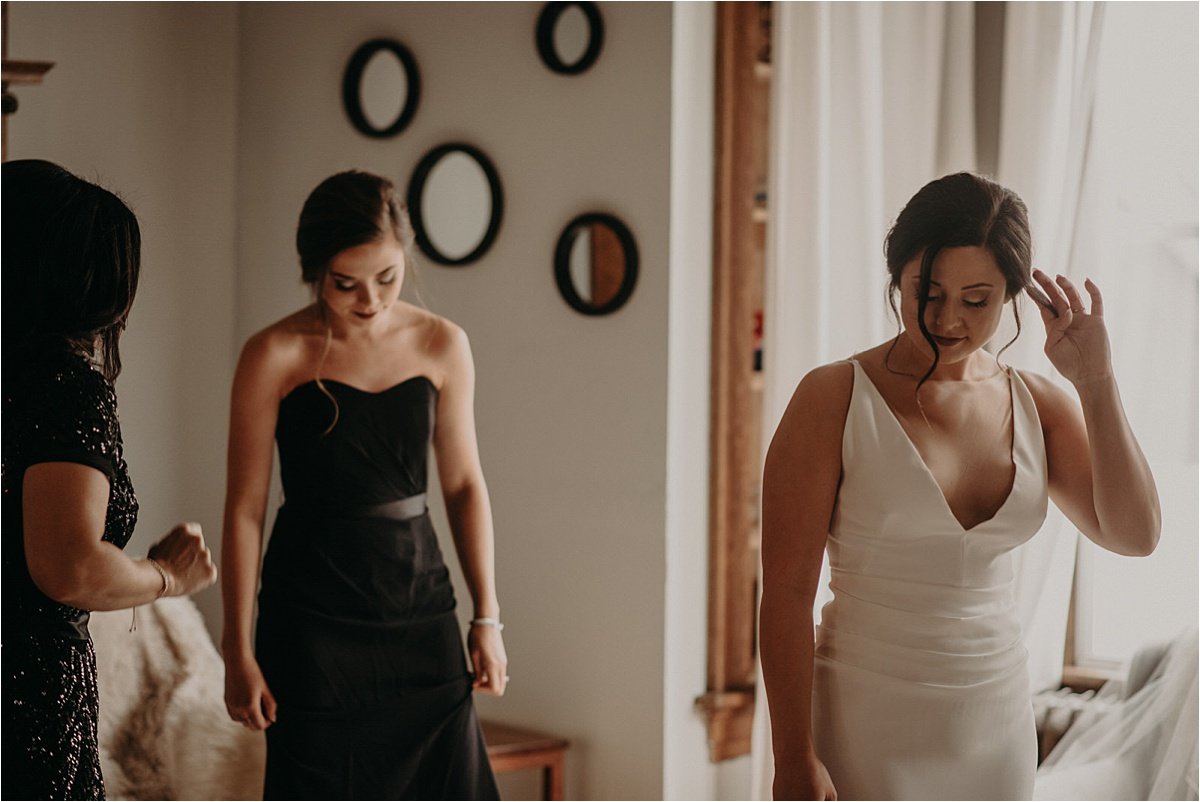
[1061,543,1123,693]
[695,1,771,763]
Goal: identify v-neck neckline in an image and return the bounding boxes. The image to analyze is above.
[850,359,1019,533]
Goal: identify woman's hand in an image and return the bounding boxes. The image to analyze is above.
[468,622,508,696]
[773,752,838,800]
[1032,269,1113,386]
[224,653,277,730]
[147,522,218,597]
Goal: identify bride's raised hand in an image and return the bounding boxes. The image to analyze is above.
[1032,269,1113,386]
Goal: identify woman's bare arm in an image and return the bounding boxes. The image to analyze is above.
[1024,371,1160,556]
[1027,271,1160,556]
[23,464,213,609]
[760,362,852,800]
[430,321,506,695]
[219,328,291,730]
[220,329,286,658]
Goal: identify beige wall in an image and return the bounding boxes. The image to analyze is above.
[7,2,730,799]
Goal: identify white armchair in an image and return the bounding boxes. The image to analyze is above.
[89,597,265,800]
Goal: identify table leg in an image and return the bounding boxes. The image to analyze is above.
[543,753,565,801]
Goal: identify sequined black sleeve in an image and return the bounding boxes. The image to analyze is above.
[2,349,133,800]
[12,355,119,481]
[2,345,139,562]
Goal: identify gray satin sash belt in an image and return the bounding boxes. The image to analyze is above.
[282,493,428,522]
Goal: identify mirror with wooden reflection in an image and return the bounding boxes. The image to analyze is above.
[554,212,637,316]
[342,39,420,139]
[407,143,504,267]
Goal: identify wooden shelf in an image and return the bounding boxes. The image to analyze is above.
[3,59,54,86]
[695,690,755,761]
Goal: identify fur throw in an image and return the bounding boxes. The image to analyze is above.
[89,598,265,800]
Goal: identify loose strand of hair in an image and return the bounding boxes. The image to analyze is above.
[915,247,942,391]
[407,250,432,312]
[911,248,944,428]
[313,299,340,436]
[884,281,905,375]
[995,297,1022,366]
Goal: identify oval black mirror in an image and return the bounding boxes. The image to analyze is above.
[407,143,504,267]
[342,39,420,138]
[536,2,604,75]
[554,213,638,316]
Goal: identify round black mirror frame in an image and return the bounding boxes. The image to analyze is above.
[406,143,505,267]
[554,212,639,316]
[536,1,604,75]
[342,38,421,139]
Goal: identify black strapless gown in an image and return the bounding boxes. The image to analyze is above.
[256,377,498,800]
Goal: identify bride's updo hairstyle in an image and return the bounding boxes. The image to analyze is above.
[295,170,416,292]
[884,172,1036,387]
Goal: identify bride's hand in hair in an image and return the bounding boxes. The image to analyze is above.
[1032,269,1114,386]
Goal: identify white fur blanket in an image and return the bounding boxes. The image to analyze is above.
[89,598,265,800]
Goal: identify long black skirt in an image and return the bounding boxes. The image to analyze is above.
[256,507,498,801]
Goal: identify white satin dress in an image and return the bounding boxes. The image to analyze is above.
[811,360,1046,800]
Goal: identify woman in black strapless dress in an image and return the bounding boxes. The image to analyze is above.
[220,170,504,800]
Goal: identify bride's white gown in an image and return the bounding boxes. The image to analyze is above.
[812,360,1046,800]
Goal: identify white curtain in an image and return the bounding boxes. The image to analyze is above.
[1057,0,1199,669]
[994,1,1106,696]
[751,3,977,797]
[1035,628,1199,800]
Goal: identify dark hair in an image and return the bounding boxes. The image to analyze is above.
[294,170,418,434]
[884,172,1033,388]
[2,159,141,381]
[295,170,415,289]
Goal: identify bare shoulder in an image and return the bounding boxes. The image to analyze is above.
[236,307,321,392]
[395,305,472,391]
[772,361,855,443]
[1013,368,1079,427]
[791,361,854,416]
[402,305,469,360]
[765,361,853,489]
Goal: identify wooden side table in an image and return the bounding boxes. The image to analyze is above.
[482,720,569,801]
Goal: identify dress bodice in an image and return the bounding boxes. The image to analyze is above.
[818,359,1049,685]
[276,376,436,507]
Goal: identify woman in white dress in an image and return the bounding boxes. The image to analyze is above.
[760,173,1161,801]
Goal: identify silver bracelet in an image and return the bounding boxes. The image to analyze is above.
[147,558,170,599]
[131,559,170,633]
[470,617,504,631]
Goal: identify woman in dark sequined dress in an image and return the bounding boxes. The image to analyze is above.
[2,160,219,800]
[220,170,505,800]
